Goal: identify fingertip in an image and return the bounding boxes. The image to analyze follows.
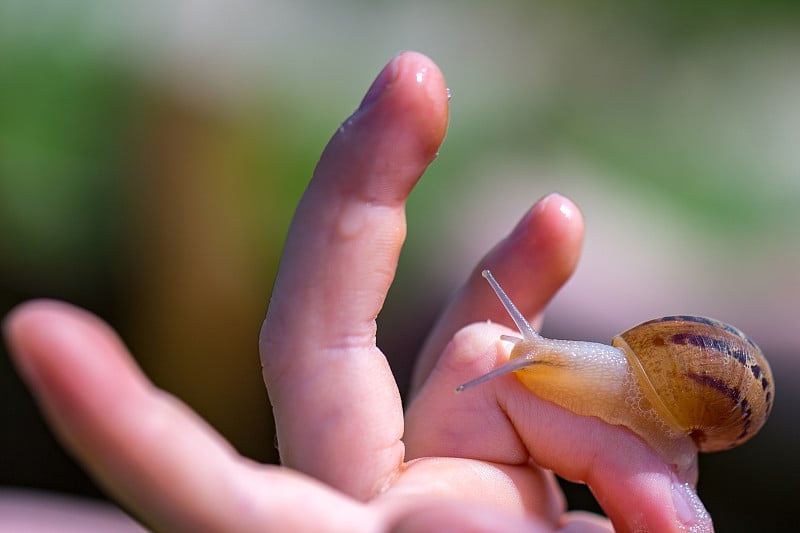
[588,460,712,533]
[3,298,143,423]
[394,50,450,144]
[367,50,448,118]
[359,51,447,107]
[547,193,584,245]
[4,299,117,356]
[4,299,108,341]
[3,299,90,387]
[4,299,69,335]
[334,51,449,203]
[537,193,584,285]
[515,192,584,275]
[670,477,713,532]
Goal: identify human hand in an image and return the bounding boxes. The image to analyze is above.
[3,52,712,532]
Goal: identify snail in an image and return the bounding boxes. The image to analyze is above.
[457,270,774,475]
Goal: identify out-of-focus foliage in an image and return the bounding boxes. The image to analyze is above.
[1,2,798,531]
[0,27,130,296]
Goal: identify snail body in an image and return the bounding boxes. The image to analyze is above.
[457,270,774,474]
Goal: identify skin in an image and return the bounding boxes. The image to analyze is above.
[3,51,712,532]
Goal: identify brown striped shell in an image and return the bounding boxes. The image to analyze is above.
[612,315,774,452]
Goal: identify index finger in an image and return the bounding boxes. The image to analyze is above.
[259,52,449,500]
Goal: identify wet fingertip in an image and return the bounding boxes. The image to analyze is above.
[342,50,448,165]
[357,51,447,113]
[671,479,713,532]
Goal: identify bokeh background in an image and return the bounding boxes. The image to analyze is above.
[2,1,798,530]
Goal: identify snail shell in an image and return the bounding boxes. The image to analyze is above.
[457,270,774,473]
[613,315,773,453]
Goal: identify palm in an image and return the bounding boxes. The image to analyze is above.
[5,52,710,532]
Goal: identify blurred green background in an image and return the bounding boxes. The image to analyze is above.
[1,1,798,530]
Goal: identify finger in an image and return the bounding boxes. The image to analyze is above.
[3,301,376,532]
[410,193,583,395]
[260,51,449,500]
[406,321,713,533]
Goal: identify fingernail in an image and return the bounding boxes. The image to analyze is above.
[671,480,713,532]
[533,192,560,213]
[509,192,560,239]
[535,192,577,221]
[358,52,401,111]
